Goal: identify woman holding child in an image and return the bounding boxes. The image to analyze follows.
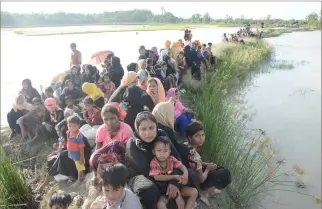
[125,112,199,209]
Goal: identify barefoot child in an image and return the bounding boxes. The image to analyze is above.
[149,136,197,209]
[91,163,142,209]
[66,115,86,184]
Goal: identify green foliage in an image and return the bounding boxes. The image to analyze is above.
[1,10,321,28]
[0,148,34,209]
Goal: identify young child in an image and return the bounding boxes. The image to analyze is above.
[99,73,116,101]
[49,191,72,209]
[66,115,86,184]
[149,136,198,209]
[90,163,142,209]
[65,95,81,115]
[82,96,103,126]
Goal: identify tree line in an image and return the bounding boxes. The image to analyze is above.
[1,9,321,28]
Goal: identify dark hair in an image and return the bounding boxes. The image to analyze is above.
[127,63,138,72]
[32,97,41,104]
[139,45,145,52]
[103,163,129,189]
[138,54,147,60]
[22,79,32,87]
[101,105,120,118]
[45,87,54,93]
[83,96,94,105]
[49,191,72,208]
[208,42,212,46]
[163,55,170,62]
[197,46,202,50]
[56,121,68,141]
[67,115,81,125]
[153,136,171,149]
[65,95,73,102]
[70,43,76,48]
[186,121,204,137]
[146,58,153,65]
[65,79,73,87]
[134,111,157,131]
[202,43,207,47]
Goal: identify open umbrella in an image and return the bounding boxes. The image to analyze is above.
[89,50,114,65]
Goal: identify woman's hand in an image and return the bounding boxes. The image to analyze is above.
[181,172,189,185]
[175,194,185,209]
[166,184,180,199]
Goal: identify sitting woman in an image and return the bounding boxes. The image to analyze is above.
[108,71,138,103]
[19,97,46,140]
[166,88,195,137]
[81,64,100,84]
[125,112,199,209]
[29,98,64,146]
[62,65,82,89]
[82,97,103,126]
[146,77,166,106]
[19,78,41,104]
[98,72,116,101]
[82,82,105,109]
[109,56,124,88]
[137,59,150,90]
[7,94,34,138]
[95,103,132,150]
[183,121,231,205]
[60,79,86,108]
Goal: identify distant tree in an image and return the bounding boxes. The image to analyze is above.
[203,12,211,23]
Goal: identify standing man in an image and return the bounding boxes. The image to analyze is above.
[70,43,82,68]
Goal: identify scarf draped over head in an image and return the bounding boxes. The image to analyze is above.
[121,71,138,86]
[165,40,171,49]
[122,85,144,109]
[194,40,201,47]
[146,77,165,105]
[166,87,177,101]
[151,47,158,56]
[44,97,58,113]
[104,102,127,121]
[152,100,175,130]
[13,94,27,111]
[137,59,150,90]
[82,82,104,100]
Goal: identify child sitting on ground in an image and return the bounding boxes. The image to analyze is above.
[90,163,142,209]
[149,136,198,209]
[66,115,86,185]
[49,191,72,209]
[83,96,103,126]
[98,73,116,101]
[65,95,81,116]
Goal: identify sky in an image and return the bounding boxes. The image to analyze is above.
[1,2,321,20]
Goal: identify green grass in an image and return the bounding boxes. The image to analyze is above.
[0,148,35,209]
[182,39,281,208]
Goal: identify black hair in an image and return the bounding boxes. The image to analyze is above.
[49,191,72,208]
[101,105,120,118]
[197,45,202,50]
[45,87,54,93]
[146,58,153,65]
[186,121,204,137]
[127,63,138,72]
[208,42,212,46]
[67,115,81,125]
[22,79,32,87]
[139,45,145,52]
[83,96,94,105]
[70,43,76,48]
[153,136,171,149]
[103,163,129,189]
[65,95,73,102]
[202,43,207,47]
[138,54,147,60]
[32,97,41,104]
[65,79,73,87]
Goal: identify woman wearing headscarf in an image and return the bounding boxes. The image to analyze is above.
[108,71,138,103]
[158,40,171,62]
[19,79,41,104]
[166,88,195,137]
[81,64,100,84]
[89,103,132,185]
[62,65,82,89]
[109,56,124,88]
[146,77,165,106]
[125,112,199,209]
[120,85,148,130]
[29,98,64,146]
[137,59,150,90]
[82,82,105,108]
[7,95,34,138]
[150,46,159,65]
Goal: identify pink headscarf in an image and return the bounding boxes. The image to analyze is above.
[44,98,57,112]
[151,47,158,56]
[166,88,177,101]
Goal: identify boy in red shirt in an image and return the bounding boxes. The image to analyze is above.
[149,136,198,209]
[66,115,85,184]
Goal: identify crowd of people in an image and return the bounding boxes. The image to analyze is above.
[221,25,264,44]
[6,30,232,209]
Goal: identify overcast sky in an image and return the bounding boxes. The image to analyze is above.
[1,2,321,20]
